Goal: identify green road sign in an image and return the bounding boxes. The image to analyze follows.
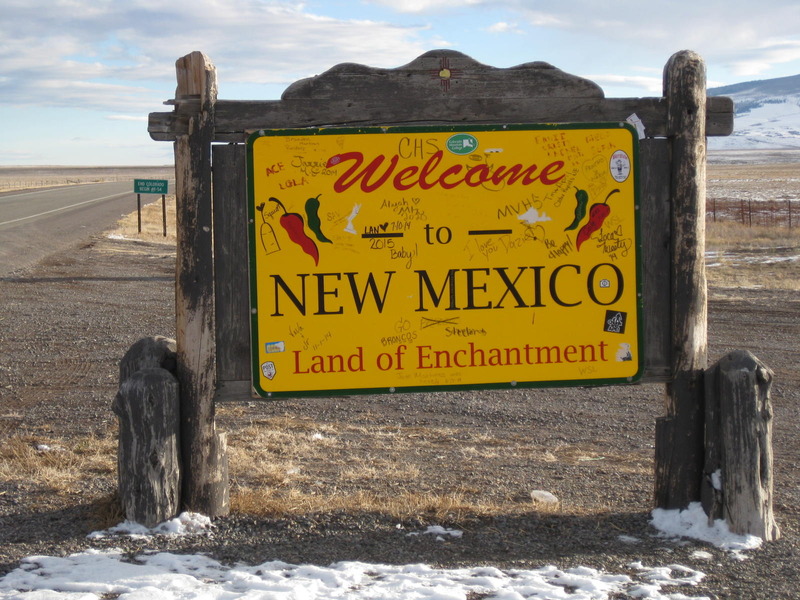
[134,179,169,194]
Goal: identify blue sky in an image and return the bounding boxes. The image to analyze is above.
[1,0,799,165]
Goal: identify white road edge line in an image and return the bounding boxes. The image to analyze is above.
[0,192,131,226]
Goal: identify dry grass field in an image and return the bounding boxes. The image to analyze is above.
[111,193,177,245]
[705,158,799,290]
[706,221,798,290]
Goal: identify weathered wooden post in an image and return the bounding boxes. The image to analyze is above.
[654,50,708,509]
[703,350,780,540]
[118,336,177,384]
[114,369,181,527]
[172,52,229,517]
[114,336,181,526]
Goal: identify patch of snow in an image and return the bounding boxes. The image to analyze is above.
[1,504,772,599]
[705,250,800,269]
[650,502,762,553]
[711,470,723,492]
[0,551,710,600]
[406,525,463,539]
[87,512,212,540]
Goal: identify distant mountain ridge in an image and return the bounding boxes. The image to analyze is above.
[709,73,800,100]
[707,73,800,150]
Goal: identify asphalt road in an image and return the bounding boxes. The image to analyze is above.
[0,182,142,277]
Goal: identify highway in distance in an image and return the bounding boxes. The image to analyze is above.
[0,182,147,277]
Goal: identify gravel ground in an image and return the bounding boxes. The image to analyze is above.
[0,225,798,597]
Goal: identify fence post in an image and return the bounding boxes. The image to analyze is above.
[172,51,229,517]
[654,50,708,509]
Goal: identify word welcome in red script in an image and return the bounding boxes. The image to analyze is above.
[326,150,566,193]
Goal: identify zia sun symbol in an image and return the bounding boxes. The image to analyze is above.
[430,56,462,92]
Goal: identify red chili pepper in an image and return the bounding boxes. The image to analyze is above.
[269,197,319,265]
[575,189,619,251]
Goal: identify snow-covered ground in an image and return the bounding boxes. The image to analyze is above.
[0,504,762,600]
[706,249,800,271]
[708,96,800,151]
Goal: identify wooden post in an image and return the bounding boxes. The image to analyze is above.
[703,350,779,540]
[114,336,180,527]
[173,51,229,517]
[654,50,708,509]
[113,368,181,527]
[118,336,177,385]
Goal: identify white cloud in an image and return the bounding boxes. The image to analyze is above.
[4,0,798,118]
[107,115,148,121]
[514,11,567,27]
[367,0,488,12]
[2,0,800,165]
[370,0,797,81]
[728,39,800,77]
[487,22,522,34]
[0,0,438,114]
[509,0,800,75]
[359,0,800,88]
[589,74,664,96]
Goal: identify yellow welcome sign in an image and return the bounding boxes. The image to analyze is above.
[247,124,641,397]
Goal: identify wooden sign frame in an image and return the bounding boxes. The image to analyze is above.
[149,49,734,514]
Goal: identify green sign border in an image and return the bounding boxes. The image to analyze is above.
[246,122,643,399]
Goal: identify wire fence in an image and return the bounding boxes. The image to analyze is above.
[707,197,795,229]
